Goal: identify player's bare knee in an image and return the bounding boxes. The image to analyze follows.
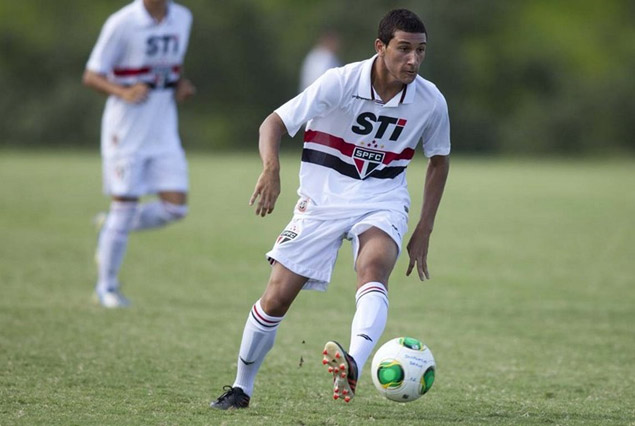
[259,295,291,317]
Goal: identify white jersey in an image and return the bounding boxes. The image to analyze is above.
[86,0,192,158]
[275,55,451,220]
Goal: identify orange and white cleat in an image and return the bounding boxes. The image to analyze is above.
[322,341,358,403]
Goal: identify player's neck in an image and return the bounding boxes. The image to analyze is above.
[371,59,405,103]
[143,0,168,22]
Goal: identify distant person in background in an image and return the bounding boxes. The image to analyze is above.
[83,0,195,308]
[299,30,341,91]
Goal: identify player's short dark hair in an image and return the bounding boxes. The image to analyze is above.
[377,9,427,45]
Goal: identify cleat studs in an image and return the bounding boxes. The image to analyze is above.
[344,396,351,403]
[334,368,339,373]
[341,372,346,378]
[334,387,339,393]
[322,359,328,365]
[328,366,334,373]
[342,389,348,395]
[333,394,339,400]
[340,363,346,370]
[322,349,328,355]
[335,352,341,359]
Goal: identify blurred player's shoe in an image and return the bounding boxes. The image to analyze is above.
[210,386,250,410]
[322,341,358,403]
[93,289,131,308]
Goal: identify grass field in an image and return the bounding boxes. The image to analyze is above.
[1,151,634,425]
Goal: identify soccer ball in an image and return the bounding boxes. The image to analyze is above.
[371,337,436,402]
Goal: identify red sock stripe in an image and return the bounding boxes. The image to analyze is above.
[251,304,280,328]
[356,285,387,303]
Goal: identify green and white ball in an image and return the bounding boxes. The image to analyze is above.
[371,337,436,402]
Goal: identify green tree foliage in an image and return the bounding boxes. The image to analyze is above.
[0,0,633,154]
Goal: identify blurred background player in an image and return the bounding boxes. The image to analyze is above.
[298,29,341,91]
[211,9,450,409]
[83,0,196,308]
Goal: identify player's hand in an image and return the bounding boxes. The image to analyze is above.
[249,168,280,217]
[406,227,431,281]
[175,78,196,103]
[120,82,149,104]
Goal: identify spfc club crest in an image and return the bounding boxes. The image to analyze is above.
[276,223,299,245]
[352,146,385,179]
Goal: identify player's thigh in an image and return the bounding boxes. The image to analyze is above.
[260,262,309,316]
[102,155,145,198]
[146,149,189,195]
[349,210,407,288]
[356,227,399,287]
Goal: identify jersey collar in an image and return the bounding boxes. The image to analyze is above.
[358,54,416,107]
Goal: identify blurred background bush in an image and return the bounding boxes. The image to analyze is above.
[1,0,633,155]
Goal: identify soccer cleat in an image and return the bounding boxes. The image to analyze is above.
[93,289,131,308]
[210,386,250,410]
[322,341,358,403]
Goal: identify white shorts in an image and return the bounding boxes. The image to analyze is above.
[266,209,408,291]
[102,149,188,197]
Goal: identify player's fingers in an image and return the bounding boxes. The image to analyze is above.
[406,259,415,276]
[417,259,430,281]
[410,256,422,281]
[249,188,260,206]
[257,195,270,217]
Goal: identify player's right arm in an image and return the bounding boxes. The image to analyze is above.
[249,112,287,217]
[82,70,149,104]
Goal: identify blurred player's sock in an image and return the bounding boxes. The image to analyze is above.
[348,282,389,377]
[130,200,188,231]
[95,201,137,294]
[232,299,284,397]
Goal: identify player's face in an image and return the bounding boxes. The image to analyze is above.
[377,31,427,84]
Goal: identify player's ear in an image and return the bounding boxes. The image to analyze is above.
[374,39,386,56]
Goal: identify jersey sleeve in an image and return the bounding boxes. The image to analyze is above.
[86,15,126,74]
[275,68,344,137]
[421,91,451,157]
[177,6,193,57]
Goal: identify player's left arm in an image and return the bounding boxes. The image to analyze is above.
[175,73,196,103]
[406,154,450,281]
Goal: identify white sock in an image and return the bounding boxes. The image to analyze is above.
[233,299,284,397]
[348,282,389,378]
[96,201,137,294]
[129,201,188,231]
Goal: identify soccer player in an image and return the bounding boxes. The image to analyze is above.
[211,9,450,408]
[83,0,195,308]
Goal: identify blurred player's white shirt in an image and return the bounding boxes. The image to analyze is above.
[276,55,451,220]
[299,47,341,91]
[86,0,192,158]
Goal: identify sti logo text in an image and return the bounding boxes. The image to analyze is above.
[352,113,407,141]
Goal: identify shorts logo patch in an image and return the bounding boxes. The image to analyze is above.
[353,146,385,179]
[276,229,298,245]
[296,198,310,213]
